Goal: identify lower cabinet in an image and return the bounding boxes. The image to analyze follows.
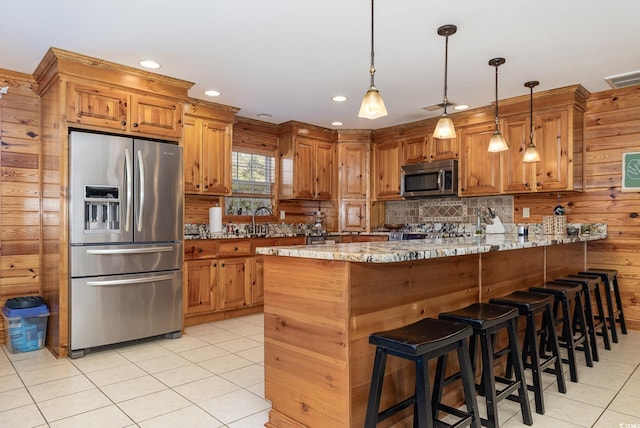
[218,257,251,309]
[184,259,218,314]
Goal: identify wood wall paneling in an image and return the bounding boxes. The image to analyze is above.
[0,70,42,345]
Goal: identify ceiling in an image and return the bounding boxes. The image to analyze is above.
[2,0,639,130]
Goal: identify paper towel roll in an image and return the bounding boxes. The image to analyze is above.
[209,207,222,233]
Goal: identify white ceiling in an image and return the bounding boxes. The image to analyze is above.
[2,0,639,130]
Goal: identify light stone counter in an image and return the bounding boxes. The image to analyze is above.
[255,230,607,263]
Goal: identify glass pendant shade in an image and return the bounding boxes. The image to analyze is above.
[523,142,541,162]
[433,116,456,139]
[488,131,509,152]
[358,86,388,119]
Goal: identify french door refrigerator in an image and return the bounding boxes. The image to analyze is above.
[68,131,183,358]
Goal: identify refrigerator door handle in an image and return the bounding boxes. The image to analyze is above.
[136,149,145,232]
[86,274,175,287]
[124,148,133,232]
[85,246,175,255]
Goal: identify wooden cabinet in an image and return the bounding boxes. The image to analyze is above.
[183,115,233,195]
[339,143,368,199]
[252,257,265,304]
[278,121,336,200]
[340,200,367,232]
[184,259,217,314]
[218,257,251,310]
[66,81,182,138]
[459,122,501,196]
[278,134,336,200]
[403,134,458,164]
[372,139,402,200]
[431,137,459,161]
[502,106,580,193]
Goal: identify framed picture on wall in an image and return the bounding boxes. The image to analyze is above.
[622,151,640,192]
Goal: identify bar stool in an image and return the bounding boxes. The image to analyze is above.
[580,268,627,343]
[556,274,611,358]
[489,291,567,415]
[436,303,533,428]
[365,318,480,428]
[529,282,593,383]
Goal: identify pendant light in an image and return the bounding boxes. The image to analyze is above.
[487,57,509,152]
[433,24,457,139]
[358,0,388,119]
[523,81,542,162]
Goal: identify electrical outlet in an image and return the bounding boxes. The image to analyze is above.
[280,210,286,220]
[523,207,530,218]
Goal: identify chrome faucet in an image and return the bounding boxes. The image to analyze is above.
[252,206,273,235]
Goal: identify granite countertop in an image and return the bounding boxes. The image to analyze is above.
[254,231,607,264]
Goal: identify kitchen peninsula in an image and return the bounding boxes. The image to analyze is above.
[257,229,607,427]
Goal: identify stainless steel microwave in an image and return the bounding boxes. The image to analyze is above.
[401,159,458,197]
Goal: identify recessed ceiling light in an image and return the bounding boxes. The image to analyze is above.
[331,121,344,126]
[257,113,272,118]
[454,104,469,110]
[139,60,161,69]
[332,95,348,102]
[204,90,221,97]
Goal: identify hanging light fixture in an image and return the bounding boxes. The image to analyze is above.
[433,24,457,139]
[523,81,542,162]
[487,57,509,152]
[358,0,387,119]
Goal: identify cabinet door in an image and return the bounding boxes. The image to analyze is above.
[202,120,232,195]
[535,109,570,191]
[315,140,335,200]
[402,136,429,164]
[373,140,402,200]
[459,122,501,196]
[218,257,250,309]
[502,116,536,193]
[339,143,368,199]
[293,137,316,199]
[252,256,264,305]
[430,136,459,161]
[182,116,203,193]
[340,200,367,232]
[184,259,216,314]
[66,82,128,130]
[130,93,182,138]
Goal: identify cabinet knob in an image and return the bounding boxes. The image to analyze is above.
[213,263,217,267]
[234,247,238,251]
[198,248,203,253]
[133,122,139,128]
[221,263,225,267]
[195,184,200,189]
[121,121,127,126]
[536,182,541,187]
[525,183,530,187]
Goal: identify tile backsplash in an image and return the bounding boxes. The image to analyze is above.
[385,195,514,224]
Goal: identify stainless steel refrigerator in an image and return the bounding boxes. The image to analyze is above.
[68,131,183,358]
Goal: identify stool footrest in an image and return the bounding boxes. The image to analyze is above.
[378,396,415,423]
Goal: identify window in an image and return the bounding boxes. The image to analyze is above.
[225,151,275,216]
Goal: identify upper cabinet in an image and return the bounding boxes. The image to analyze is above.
[372,138,402,200]
[182,100,239,196]
[459,121,501,196]
[402,132,458,164]
[65,80,183,139]
[500,85,589,194]
[337,131,371,232]
[278,121,337,200]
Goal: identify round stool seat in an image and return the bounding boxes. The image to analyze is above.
[490,291,554,314]
[369,318,473,356]
[439,302,519,330]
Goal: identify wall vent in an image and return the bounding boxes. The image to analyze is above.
[604,70,640,89]
[422,101,457,112]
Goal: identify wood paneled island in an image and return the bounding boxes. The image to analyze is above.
[256,230,607,427]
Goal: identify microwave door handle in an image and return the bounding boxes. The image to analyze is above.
[124,148,132,232]
[136,149,145,232]
[437,169,444,193]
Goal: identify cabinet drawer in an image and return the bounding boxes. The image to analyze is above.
[219,240,252,257]
[251,238,279,253]
[278,237,306,246]
[185,240,219,260]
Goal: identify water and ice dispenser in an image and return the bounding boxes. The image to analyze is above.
[83,185,120,232]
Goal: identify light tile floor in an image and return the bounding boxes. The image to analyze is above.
[1,314,639,427]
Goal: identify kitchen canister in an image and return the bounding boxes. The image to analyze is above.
[209,207,223,233]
